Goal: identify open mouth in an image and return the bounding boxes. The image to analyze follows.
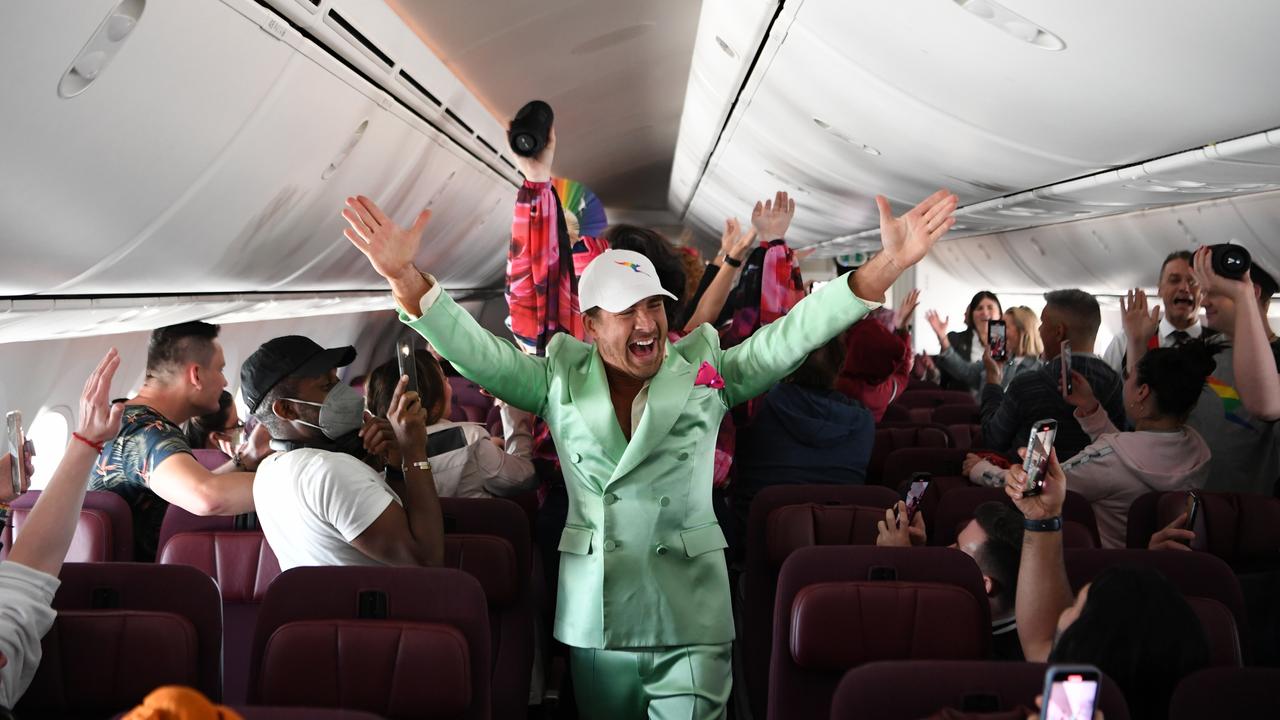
[628,337,658,361]
[1171,294,1196,309]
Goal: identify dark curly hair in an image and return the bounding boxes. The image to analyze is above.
[1133,338,1222,420]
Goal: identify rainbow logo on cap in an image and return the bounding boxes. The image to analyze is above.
[614,260,649,276]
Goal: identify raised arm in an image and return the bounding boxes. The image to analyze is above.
[1006,449,1075,662]
[148,455,255,516]
[342,194,550,413]
[1120,288,1162,375]
[10,350,126,576]
[720,190,957,405]
[1193,246,1280,419]
[682,218,757,332]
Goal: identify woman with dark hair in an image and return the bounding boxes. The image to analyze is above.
[183,390,242,459]
[935,305,1043,392]
[967,335,1220,548]
[365,350,536,499]
[1006,451,1210,720]
[925,290,1002,391]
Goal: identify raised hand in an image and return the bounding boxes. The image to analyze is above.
[513,126,555,183]
[982,347,1003,385]
[875,502,926,547]
[877,190,958,269]
[385,375,428,456]
[1190,245,1254,303]
[1062,370,1098,414]
[342,195,431,284]
[1005,448,1066,521]
[925,309,950,342]
[1120,288,1161,345]
[78,348,126,446]
[894,289,921,330]
[719,218,758,263]
[751,191,796,241]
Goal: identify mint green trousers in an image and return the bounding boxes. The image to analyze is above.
[570,643,732,720]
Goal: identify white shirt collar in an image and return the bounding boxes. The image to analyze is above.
[1159,316,1202,341]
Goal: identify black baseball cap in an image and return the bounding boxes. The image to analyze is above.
[240,336,356,413]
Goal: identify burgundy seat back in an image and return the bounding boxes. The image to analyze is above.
[16,563,222,719]
[743,484,899,720]
[830,661,1131,720]
[868,426,951,486]
[1124,490,1163,549]
[192,448,230,470]
[448,377,493,424]
[880,403,911,423]
[932,404,981,426]
[251,566,491,720]
[880,447,969,491]
[158,503,238,555]
[766,504,884,567]
[440,497,534,720]
[1185,596,1243,667]
[1064,548,1248,657]
[10,490,134,562]
[158,531,283,704]
[1152,491,1280,572]
[932,486,1099,549]
[1169,667,1280,720]
[770,546,991,720]
[945,423,984,450]
[895,390,977,410]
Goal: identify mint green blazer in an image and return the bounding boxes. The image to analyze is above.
[400,275,874,648]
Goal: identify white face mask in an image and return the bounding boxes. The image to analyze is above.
[281,382,365,440]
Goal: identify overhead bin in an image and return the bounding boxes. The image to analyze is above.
[0,0,518,298]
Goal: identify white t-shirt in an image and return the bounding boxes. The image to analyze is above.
[0,561,59,708]
[253,448,400,571]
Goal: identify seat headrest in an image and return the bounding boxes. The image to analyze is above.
[158,531,282,602]
[766,504,883,569]
[789,581,986,671]
[259,620,472,718]
[444,534,519,607]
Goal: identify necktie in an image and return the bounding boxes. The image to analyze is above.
[1169,330,1191,347]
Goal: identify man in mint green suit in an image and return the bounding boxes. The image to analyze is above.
[341,187,957,719]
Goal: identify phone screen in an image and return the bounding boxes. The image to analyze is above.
[5,411,25,496]
[1022,420,1057,497]
[1060,340,1073,397]
[988,320,1007,362]
[396,338,420,397]
[904,473,930,520]
[1042,668,1100,720]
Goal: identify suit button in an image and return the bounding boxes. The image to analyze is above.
[572,452,582,463]
[655,544,669,556]
[659,496,671,507]
[677,451,689,461]
[604,539,618,552]
[603,493,618,505]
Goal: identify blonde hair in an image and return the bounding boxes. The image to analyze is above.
[1006,306,1043,358]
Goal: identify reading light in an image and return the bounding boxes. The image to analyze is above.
[812,117,881,156]
[953,0,1065,51]
[715,35,737,59]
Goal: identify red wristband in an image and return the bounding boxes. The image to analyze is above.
[72,432,104,453]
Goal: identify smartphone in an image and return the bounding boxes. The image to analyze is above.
[1021,419,1058,497]
[1040,664,1101,720]
[5,411,25,496]
[904,472,931,520]
[396,338,420,398]
[988,319,1008,362]
[1184,490,1208,551]
[1060,340,1073,397]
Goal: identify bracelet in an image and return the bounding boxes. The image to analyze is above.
[1023,516,1063,532]
[72,432,104,453]
[405,459,432,473]
[723,255,743,268]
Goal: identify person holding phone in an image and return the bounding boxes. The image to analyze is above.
[936,305,1045,392]
[968,336,1218,548]
[364,350,537,499]
[1006,448,1209,720]
[981,290,1126,461]
[342,177,956,717]
[242,336,444,571]
[0,350,126,708]
[925,290,1002,391]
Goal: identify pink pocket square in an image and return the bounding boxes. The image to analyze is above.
[695,361,725,389]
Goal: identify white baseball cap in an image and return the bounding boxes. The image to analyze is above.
[578,249,677,314]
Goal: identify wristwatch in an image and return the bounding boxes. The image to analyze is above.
[1023,516,1063,532]
[405,458,432,473]
[722,254,743,268]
